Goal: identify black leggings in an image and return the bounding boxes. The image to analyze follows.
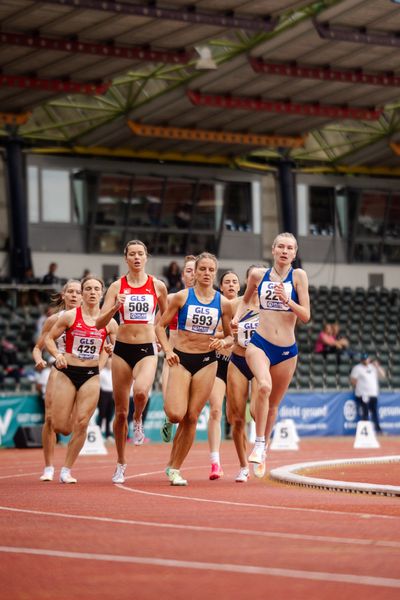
[97,390,114,437]
[356,395,382,433]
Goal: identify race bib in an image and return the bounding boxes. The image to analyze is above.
[260,281,292,311]
[72,335,102,360]
[123,294,155,323]
[238,318,258,348]
[185,305,219,334]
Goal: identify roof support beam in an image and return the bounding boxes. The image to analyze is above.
[42,0,276,32]
[250,58,400,87]
[127,120,305,148]
[0,73,109,95]
[0,31,192,65]
[314,20,400,48]
[187,90,382,121]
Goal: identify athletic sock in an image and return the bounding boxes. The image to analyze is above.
[210,452,220,465]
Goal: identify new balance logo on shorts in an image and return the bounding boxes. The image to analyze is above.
[87,370,95,375]
[203,356,210,362]
[282,351,290,356]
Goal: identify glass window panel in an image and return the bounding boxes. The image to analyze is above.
[92,228,124,254]
[162,180,195,229]
[188,233,217,255]
[383,244,400,263]
[308,186,335,236]
[192,183,223,231]
[124,230,157,254]
[42,169,70,222]
[71,173,86,226]
[96,175,131,226]
[353,242,382,263]
[386,194,400,240]
[28,166,39,223]
[335,187,348,237]
[155,232,188,256]
[129,177,163,227]
[356,191,387,237]
[224,183,252,232]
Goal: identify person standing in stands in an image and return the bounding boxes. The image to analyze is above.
[42,262,60,286]
[32,279,82,482]
[46,276,118,483]
[350,353,385,434]
[231,233,310,469]
[96,240,167,484]
[156,252,232,486]
[207,271,240,480]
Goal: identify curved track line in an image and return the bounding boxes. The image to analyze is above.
[1,546,400,588]
[1,505,399,548]
[117,471,400,520]
[270,455,400,496]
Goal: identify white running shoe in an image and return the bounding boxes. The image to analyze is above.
[166,467,187,486]
[253,450,267,479]
[133,420,145,445]
[112,463,127,484]
[248,443,265,464]
[59,468,77,484]
[40,466,54,482]
[235,467,249,483]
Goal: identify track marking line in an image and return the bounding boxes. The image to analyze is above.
[116,471,400,520]
[0,545,399,588]
[1,505,399,548]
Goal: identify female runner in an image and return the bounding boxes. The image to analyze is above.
[207,271,240,480]
[161,255,196,443]
[32,279,82,482]
[46,276,118,483]
[95,240,167,484]
[155,252,232,486]
[232,233,310,468]
[228,265,260,482]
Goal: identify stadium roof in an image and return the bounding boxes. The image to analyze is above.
[2,0,400,173]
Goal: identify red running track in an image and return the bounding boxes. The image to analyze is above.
[0,436,400,600]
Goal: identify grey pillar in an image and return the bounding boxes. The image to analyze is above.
[4,135,32,281]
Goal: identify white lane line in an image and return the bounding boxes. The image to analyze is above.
[1,505,399,549]
[0,546,399,588]
[117,472,400,520]
[0,467,109,480]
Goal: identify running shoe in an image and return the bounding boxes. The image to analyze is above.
[235,467,249,483]
[165,467,187,486]
[161,419,173,443]
[248,443,265,464]
[133,420,145,445]
[59,468,77,484]
[40,466,54,482]
[253,450,267,479]
[112,463,127,484]
[209,463,224,480]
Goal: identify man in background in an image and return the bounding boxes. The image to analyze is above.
[350,353,386,434]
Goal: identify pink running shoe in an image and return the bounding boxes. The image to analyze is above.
[209,463,224,480]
